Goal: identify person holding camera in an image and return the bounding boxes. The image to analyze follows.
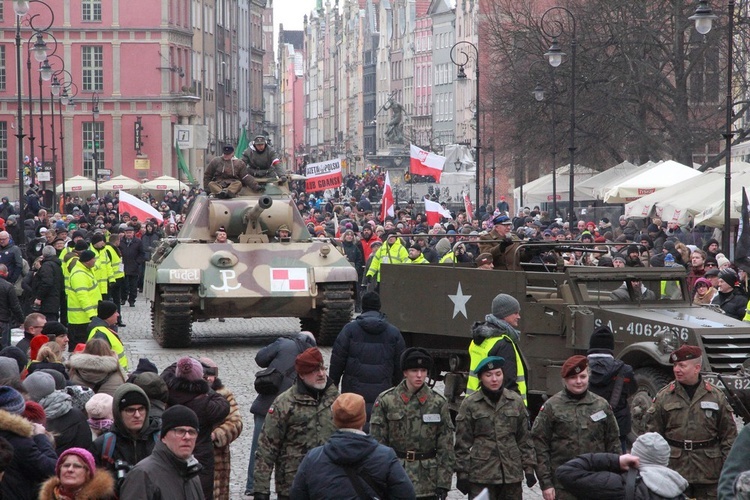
[119,405,203,500]
[91,383,161,494]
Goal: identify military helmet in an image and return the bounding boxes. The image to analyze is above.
[253,135,267,145]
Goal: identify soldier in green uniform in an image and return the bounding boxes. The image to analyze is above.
[370,348,455,499]
[645,344,737,499]
[531,355,620,500]
[455,356,537,499]
[252,347,339,500]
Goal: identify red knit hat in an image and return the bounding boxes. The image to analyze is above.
[295,348,324,375]
[29,335,49,362]
[23,401,46,425]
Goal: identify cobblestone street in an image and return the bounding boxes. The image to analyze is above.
[119,297,543,499]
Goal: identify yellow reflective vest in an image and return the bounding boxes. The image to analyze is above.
[87,325,128,371]
[104,243,124,282]
[366,239,409,282]
[467,335,527,406]
[439,251,455,264]
[407,254,429,264]
[91,245,112,295]
[67,261,102,325]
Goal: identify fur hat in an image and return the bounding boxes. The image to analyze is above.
[561,355,588,378]
[588,326,615,352]
[295,348,324,375]
[161,404,199,435]
[361,291,381,312]
[23,400,46,425]
[631,432,670,466]
[0,386,25,414]
[23,371,56,402]
[56,448,96,479]
[400,347,433,371]
[491,293,520,319]
[97,300,118,320]
[175,357,204,382]
[332,393,366,430]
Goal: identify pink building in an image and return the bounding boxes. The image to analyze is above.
[0,1,197,200]
[414,5,432,149]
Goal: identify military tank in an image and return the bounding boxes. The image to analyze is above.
[144,178,357,347]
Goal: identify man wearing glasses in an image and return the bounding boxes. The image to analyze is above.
[91,383,162,495]
[120,404,203,500]
[14,312,45,355]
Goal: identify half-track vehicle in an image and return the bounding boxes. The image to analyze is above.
[144,180,358,347]
[379,244,750,430]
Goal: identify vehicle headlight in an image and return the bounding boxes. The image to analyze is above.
[320,245,331,258]
[656,329,681,355]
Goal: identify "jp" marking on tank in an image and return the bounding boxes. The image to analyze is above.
[211,270,242,292]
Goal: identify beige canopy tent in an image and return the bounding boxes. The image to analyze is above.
[55,175,96,193]
[99,175,142,191]
[141,175,189,192]
[603,160,702,204]
[513,164,597,206]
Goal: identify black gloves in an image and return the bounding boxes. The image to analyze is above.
[456,477,471,495]
[436,487,449,500]
[526,471,538,488]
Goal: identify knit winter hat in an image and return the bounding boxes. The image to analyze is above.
[85,393,114,420]
[198,357,218,377]
[41,321,68,338]
[632,432,670,466]
[0,346,27,374]
[56,448,96,479]
[133,372,169,403]
[23,400,46,425]
[39,369,66,390]
[29,335,50,362]
[0,386,26,414]
[126,358,159,382]
[719,268,739,287]
[0,357,19,381]
[588,326,615,353]
[79,250,96,263]
[23,371,56,402]
[97,300,118,320]
[175,357,204,382]
[117,384,150,413]
[361,291,381,312]
[491,293,520,319]
[295,347,325,375]
[161,404,199,435]
[332,393,366,430]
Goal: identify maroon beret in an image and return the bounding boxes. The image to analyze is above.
[669,345,702,364]
[561,355,589,378]
[295,348,324,375]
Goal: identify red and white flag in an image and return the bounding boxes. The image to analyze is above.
[410,144,445,182]
[424,197,452,226]
[119,190,164,225]
[463,191,474,222]
[380,171,395,222]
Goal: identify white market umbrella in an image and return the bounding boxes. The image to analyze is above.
[576,161,643,200]
[603,160,702,204]
[518,164,598,205]
[141,175,189,192]
[56,175,96,193]
[99,175,142,191]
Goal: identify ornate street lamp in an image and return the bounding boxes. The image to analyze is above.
[450,41,480,210]
[92,92,100,201]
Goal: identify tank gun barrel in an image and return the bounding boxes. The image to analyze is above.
[244,196,273,227]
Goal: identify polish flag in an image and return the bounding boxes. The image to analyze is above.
[380,171,395,222]
[424,197,452,226]
[463,191,474,222]
[410,144,445,182]
[119,190,164,225]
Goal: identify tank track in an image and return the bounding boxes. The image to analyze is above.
[307,282,355,346]
[151,286,193,348]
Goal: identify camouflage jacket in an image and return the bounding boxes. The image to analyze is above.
[370,380,455,497]
[455,388,535,485]
[252,379,339,496]
[645,378,737,485]
[531,389,620,495]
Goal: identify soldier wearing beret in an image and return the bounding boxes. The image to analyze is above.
[252,348,339,500]
[370,348,455,499]
[478,215,520,270]
[455,356,536,499]
[645,344,737,499]
[531,355,620,500]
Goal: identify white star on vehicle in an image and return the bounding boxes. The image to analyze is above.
[448,283,471,319]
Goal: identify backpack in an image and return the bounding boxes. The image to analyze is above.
[100,430,161,465]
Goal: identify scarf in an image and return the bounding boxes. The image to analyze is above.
[484,314,521,343]
[40,391,73,420]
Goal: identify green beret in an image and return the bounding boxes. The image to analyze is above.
[475,356,505,377]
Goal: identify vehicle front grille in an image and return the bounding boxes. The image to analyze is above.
[700,334,750,372]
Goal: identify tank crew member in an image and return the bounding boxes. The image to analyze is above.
[241,136,286,182]
[467,293,528,405]
[645,344,736,499]
[531,355,620,500]
[370,348,455,499]
[478,215,519,270]
[204,145,261,199]
[455,356,537,499]
[273,224,291,243]
[214,226,228,244]
[475,252,494,269]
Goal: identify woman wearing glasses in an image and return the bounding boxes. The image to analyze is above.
[40,447,115,500]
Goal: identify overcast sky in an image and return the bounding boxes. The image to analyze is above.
[274,0,316,33]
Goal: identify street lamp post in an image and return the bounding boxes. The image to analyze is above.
[690,1,731,253]
[59,83,77,209]
[48,67,71,208]
[450,41,481,211]
[91,92,100,201]
[542,6,577,222]
[529,61,559,219]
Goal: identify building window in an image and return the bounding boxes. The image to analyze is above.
[83,121,104,178]
[0,121,7,179]
[82,0,102,22]
[0,46,5,91]
[82,46,103,91]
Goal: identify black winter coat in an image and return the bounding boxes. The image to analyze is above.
[163,365,231,500]
[0,409,57,500]
[556,453,687,500]
[588,353,638,438]
[711,289,747,320]
[250,333,316,416]
[119,237,145,276]
[47,406,93,455]
[32,255,64,315]
[0,277,23,326]
[329,311,406,423]
[290,430,415,500]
